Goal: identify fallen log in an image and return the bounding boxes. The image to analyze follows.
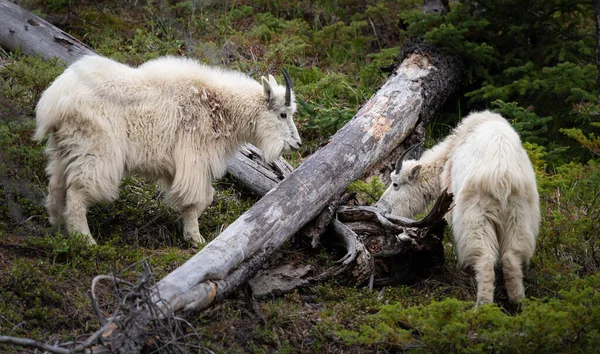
[154,41,462,313]
[0,0,96,65]
[229,144,293,196]
[0,0,291,198]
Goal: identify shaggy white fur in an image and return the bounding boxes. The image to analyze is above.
[376,111,540,305]
[35,55,301,246]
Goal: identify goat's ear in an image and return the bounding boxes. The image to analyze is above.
[408,164,422,183]
[261,76,272,100]
[268,74,277,84]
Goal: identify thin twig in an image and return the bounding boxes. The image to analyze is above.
[0,336,71,354]
[72,317,116,352]
[91,274,134,325]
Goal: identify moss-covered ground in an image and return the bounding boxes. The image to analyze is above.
[1,1,599,352]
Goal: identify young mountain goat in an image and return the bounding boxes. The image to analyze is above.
[375,111,540,305]
[35,55,301,246]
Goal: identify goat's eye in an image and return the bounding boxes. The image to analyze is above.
[392,183,399,188]
[280,113,287,119]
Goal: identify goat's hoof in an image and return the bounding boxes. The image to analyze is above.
[71,232,97,246]
[474,298,493,310]
[184,231,206,247]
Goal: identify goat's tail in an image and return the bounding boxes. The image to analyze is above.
[34,73,67,141]
[35,55,124,141]
[34,58,88,141]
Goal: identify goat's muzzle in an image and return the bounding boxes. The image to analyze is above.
[288,140,301,151]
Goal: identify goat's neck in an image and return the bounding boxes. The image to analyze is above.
[420,161,444,204]
[234,92,268,144]
[418,140,451,203]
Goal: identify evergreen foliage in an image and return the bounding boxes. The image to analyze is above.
[336,274,600,352]
[402,0,598,164]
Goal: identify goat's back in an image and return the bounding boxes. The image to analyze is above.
[34,55,145,140]
[34,55,262,142]
[448,111,537,205]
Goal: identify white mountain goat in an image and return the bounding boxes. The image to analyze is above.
[35,55,301,246]
[375,111,540,305]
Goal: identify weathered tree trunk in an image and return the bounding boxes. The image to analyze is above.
[154,43,462,313]
[0,0,97,65]
[229,144,293,196]
[0,0,290,197]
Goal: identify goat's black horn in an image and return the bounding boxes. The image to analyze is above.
[282,68,293,107]
[395,144,419,174]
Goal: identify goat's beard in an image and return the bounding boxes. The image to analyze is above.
[260,140,285,164]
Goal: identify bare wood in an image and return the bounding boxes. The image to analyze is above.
[337,190,453,228]
[154,45,462,313]
[229,144,293,196]
[363,38,463,185]
[364,121,426,185]
[0,0,97,65]
[242,191,452,297]
[331,218,360,265]
[300,193,355,248]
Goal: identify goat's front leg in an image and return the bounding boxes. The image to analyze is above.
[181,185,215,246]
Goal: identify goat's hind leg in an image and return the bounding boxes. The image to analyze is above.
[501,250,525,303]
[45,145,68,227]
[473,246,497,306]
[501,217,536,303]
[454,207,499,306]
[64,185,95,244]
[63,152,122,246]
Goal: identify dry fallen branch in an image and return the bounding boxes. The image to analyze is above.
[0,315,116,354]
[0,336,71,354]
[97,262,206,354]
[300,193,356,249]
[0,262,207,354]
[324,191,451,283]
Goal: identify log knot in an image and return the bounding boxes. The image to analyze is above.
[54,35,74,49]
